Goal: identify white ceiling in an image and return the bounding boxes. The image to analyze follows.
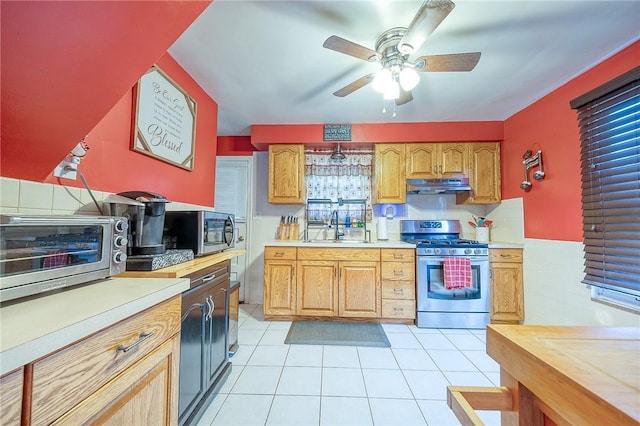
[168,0,640,136]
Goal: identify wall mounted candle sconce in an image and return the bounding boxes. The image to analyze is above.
[520,150,545,191]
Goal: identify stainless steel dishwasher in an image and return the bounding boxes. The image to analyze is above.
[178,260,231,426]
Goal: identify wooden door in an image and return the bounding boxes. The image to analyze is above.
[296,260,338,316]
[52,334,180,425]
[268,144,304,204]
[338,261,380,318]
[490,262,524,323]
[374,143,406,203]
[264,260,296,315]
[406,143,438,179]
[458,142,501,204]
[439,143,467,178]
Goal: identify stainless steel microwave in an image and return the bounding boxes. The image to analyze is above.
[0,215,128,302]
[164,210,235,256]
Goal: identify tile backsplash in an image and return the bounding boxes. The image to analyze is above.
[0,177,211,215]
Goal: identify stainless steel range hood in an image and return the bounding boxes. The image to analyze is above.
[406,178,472,194]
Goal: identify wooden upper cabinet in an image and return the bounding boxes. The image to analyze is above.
[374,143,406,204]
[457,142,501,204]
[406,143,466,179]
[268,144,305,204]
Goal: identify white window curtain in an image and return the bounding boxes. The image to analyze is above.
[305,149,373,221]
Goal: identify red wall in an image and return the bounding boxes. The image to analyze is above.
[502,41,640,242]
[1,0,210,182]
[217,136,256,156]
[52,54,220,207]
[251,122,503,149]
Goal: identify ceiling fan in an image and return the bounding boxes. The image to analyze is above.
[323,0,481,106]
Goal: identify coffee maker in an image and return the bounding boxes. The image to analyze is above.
[104,191,169,256]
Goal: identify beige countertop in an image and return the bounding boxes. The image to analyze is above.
[487,241,524,249]
[117,249,246,278]
[0,277,189,375]
[267,240,416,248]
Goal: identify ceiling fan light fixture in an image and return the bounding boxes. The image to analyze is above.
[399,67,420,91]
[383,80,400,100]
[372,68,392,93]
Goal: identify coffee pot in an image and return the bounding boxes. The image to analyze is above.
[104,191,170,256]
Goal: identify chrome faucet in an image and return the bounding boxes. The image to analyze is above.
[331,210,344,241]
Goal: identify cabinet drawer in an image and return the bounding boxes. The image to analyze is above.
[381,262,415,281]
[297,247,380,261]
[381,281,415,300]
[381,249,415,262]
[382,300,416,319]
[0,367,23,426]
[489,249,523,263]
[265,246,297,260]
[31,296,181,425]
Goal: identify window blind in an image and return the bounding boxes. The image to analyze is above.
[571,67,640,298]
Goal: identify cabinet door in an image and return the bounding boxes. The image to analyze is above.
[338,261,380,318]
[374,144,406,204]
[264,260,296,315]
[458,142,501,204]
[268,144,304,204]
[439,143,467,178]
[296,260,338,316]
[52,334,180,426]
[205,284,229,388]
[0,368,23,426]
[178,286,207,422]
[490,262,524,323]
[406,143,438,179]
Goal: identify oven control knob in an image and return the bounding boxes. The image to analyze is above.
[464,248,472,255]
[449,249,456,255]
[474,248,482,254]
[114,219,129,233]
[114,236,128,248]
[113,251,127,263]
[425,248,432,254]
[434,248,440,254]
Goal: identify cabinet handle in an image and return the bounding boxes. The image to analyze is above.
[393,288,404,293]
[275,252,284,257]
[205,296,214,320]
[393,307,404,311]
[393,270,404,276]
[439,165,442,173]
[393,254,403,259]
[201,273,216,284]
[116,332,155,353]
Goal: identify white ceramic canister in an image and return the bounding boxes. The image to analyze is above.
[475,227,490,242]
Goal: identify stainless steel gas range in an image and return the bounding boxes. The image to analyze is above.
[401,220,490,329]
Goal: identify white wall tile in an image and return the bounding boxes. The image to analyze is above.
[0,177,20,208]
[18,180,54,210]
[52,185,82,212]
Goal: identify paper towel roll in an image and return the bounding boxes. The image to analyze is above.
[377,217,388,240]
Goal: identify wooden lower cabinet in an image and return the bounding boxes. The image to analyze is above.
[52,334,180,425]
[263,247,297,315]
[0,367,23,426]
[380,249,416,320]
[490,248,524,324]
[265,246,389,320]
[338,261,380,318]
[29,296,181,426]
[296,260,338,316]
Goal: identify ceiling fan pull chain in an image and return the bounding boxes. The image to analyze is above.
[392,103,397,118]
[382,98,387,114]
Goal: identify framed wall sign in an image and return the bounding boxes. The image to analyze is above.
[323,124,351,141]
[132,65,197,170]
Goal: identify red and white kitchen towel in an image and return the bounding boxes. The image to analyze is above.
[443,257,472,290]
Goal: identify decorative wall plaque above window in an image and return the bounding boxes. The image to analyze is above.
[132,65,197,170]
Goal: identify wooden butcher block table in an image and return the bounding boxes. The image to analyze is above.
[448,324,640,425]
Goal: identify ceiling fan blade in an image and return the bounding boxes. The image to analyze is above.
[323,35,380,62]
[333,74,375,97]
[398,0,455,55]
[414,52,481,72]
[396,88,414,106]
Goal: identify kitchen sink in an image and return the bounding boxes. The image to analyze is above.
[303,239,370,244]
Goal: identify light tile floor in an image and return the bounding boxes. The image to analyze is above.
[197,304,502,426]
